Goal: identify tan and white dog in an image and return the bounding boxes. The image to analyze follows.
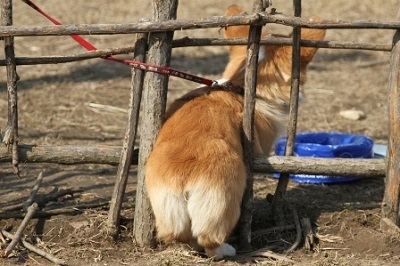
[145,5,325,260]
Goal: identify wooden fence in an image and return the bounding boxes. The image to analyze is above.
[1,0,399,250]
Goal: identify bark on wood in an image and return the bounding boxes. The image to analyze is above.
[0,144,386,177]
[239,0,265,252]
[0,38,391,67]
[133,0,178,248]
[107,32,148,238]
[1,0,19,176]
[172,37,392,51]
[0,46,136,66]
[23,172,43,211]
[0,144,125,164]
[381,39,400,225]
[272,0,302,226]
[2,14,400,38]
[2,203,38,258]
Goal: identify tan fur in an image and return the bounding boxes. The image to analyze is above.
[145,4,325,260]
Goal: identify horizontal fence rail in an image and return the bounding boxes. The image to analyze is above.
[0,37,391,67]
[0,14,400,38]
[0,144,386,178]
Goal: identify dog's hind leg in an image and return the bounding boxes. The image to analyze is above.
[148,186,192,244]
[187,176,245,260]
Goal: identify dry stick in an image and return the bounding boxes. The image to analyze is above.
[0,187,83,212]
[107,32,148,238]
[0,46,136,66]
[86,102,127,114]
[2,203,39,258]
[0,201,109,219]
[239,0,266,251]
[0,144,386,177]
[1,0,19,176]
[0,144,127,165]
[2,13,400,38]
[0,38,391,67]
[133,0,178,248]
[1,230,67,266]
[284,204,302,254]
[0,37,391,67]
[23,172,43,211]
[271,0,302,227]
[239,247,295,263]
[300,218,315,251]
[172,36,392,51]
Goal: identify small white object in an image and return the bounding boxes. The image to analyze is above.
[206,243,236,260]
[373,144,387,157]
[339,109,366,121]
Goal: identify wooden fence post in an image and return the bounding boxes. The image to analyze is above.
[1,0,19,176]
[133,0,178,247]
[239,0,267,251]
[271,0,302,225]
[107,32,148,238]
[381,32,400,227]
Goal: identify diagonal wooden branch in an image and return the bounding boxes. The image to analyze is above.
[23,172,44,211]
[107,31,148,238]
[1,203,39,258]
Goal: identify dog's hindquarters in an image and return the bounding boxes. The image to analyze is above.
[145,91,247,259]
[146,147,246,259]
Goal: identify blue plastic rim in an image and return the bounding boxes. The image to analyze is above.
[274,132,374,184]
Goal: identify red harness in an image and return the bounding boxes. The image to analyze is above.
[21,0,243,94]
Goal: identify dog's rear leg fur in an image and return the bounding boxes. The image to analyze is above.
[187,175,245,259]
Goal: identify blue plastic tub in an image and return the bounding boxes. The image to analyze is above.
[274,132,374,184]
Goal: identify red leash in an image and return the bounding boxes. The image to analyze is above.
[21,0,225,88]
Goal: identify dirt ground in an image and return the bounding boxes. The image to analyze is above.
[1,0,400,265]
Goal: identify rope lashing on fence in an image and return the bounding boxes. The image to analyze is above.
[21,0,244,94]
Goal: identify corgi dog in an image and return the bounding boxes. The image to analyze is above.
[145,5,326,260]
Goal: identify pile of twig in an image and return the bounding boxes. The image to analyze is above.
[0,172,67,265]
[0,171,110,265]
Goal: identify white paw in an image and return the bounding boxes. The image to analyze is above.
[206,243,236,260]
